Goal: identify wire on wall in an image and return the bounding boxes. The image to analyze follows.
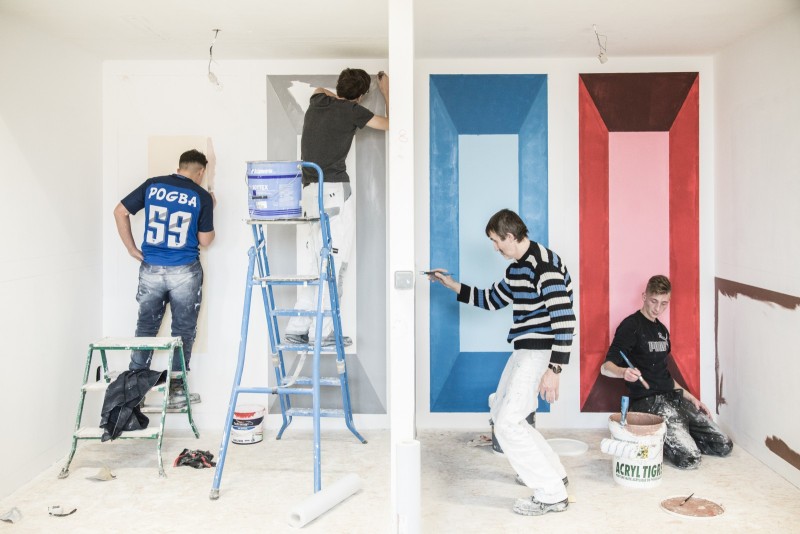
[208,29,222,88]
[593,24,608,64]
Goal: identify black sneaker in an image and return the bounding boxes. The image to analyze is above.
[513,497,568,516]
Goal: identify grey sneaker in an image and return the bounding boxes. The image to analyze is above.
[320,334,352,347]
[284,333,309,344]
[515,475,569,488]
[513,497,568,516]
[167,381,201,409]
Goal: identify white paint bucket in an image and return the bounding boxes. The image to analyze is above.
[246,160,302,219]
[231,405,265,445]
[608,412,666,488]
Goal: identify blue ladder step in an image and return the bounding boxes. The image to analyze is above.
[286,408,345,418]
[254,275,320,286]
[281,376,341,387]
[272,308,333,317]
[277,343,339,353]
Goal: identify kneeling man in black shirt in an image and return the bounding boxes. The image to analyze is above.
[601,275,733,469]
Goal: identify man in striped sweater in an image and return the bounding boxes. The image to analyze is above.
[429,209,575,516]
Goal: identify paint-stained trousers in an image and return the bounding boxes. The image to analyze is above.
[286,182,354,340]
[631,390,733,469]
[490,349,568,504]
[129,260,203,372]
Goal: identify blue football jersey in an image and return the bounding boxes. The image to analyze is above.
[121,174,214,266]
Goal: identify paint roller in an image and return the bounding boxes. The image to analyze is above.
[287,474,362,528]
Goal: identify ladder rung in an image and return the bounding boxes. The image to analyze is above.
[286,408,345,418]
[254,275,319,284]
[89,336,182,350]
[140,405,189,414]
[272,308,332,317]
[75,427,159,439]
[277,344,339,353]
[82,381,167,393]
[246,217,320,225]
[281,377,341,387]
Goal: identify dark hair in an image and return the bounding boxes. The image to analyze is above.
[336,68,371,100]
[646,275,671,295]
[485,209,528,241]
[178,149,208,169]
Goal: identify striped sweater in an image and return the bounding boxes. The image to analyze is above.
[456,241,575,364]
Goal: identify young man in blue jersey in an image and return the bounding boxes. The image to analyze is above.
[429,209,575,517]
[601,275,732,468]
[285,68,389,347]
[113,149,215,408]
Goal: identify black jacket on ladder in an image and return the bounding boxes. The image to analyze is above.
[99,369,166,441]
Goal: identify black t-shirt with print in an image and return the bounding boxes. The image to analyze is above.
[605,310,674,399]
[300,93,374,186]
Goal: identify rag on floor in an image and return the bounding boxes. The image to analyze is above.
[99,369,166,441]
[174,449,216,469]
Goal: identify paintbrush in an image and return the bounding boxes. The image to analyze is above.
[620,396,629,426]
[619,351,650,389]
[679,493,694,506]
[420,270,451,276]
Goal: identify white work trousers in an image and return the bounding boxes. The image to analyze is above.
[286,182,355,339]
[490,349,568,504]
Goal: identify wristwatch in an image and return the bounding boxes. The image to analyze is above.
[548,363,562,374]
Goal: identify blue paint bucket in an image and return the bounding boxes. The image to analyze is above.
[247,160,302,219]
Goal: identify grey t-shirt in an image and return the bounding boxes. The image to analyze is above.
[300,93,374,186]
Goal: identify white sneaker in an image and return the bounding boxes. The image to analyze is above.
[513,497,568,516]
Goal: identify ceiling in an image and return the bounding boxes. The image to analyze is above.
[1,0,797,60]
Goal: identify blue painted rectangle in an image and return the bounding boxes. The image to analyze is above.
[430,74,549,413]
[458,135,517,352]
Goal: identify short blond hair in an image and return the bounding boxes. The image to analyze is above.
[646,275,671,295]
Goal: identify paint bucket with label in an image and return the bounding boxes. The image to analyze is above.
[231,405,265,445]
[246,160,302,219]
[607,412,666,488]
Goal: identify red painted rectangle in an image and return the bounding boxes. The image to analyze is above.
[669,77,701,398]
[579,79,610,409]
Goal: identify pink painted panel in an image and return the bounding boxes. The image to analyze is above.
[608,132,671,336]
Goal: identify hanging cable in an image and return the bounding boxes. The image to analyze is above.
[208,29,222,86]
[593,24,608,64]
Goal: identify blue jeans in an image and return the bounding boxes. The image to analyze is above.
[129,260,203,372]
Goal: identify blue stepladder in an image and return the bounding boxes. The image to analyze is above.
[210,161,366,500]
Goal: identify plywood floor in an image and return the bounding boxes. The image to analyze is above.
[1,427,798,532]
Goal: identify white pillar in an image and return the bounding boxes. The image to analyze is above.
[388,0,418,532]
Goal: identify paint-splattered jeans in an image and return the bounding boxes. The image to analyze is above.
[631,390,733,469]
[286,182,354,340]
[490,349,567,504]
[129,260,203,372]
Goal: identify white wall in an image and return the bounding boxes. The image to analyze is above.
[102,59,388,432]
[414,56,716,429]
[715,9,800,485]
[0,18,103,498]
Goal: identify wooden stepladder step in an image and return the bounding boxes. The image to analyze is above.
[58,336,199,479]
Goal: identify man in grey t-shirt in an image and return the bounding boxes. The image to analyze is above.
[286,68,389,346]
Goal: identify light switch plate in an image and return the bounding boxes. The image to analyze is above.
[394,271,414,289]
